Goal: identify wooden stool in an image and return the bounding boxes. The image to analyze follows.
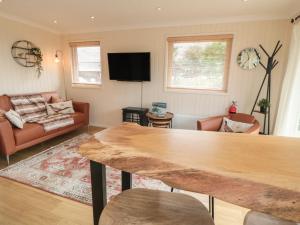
[99,188,214,225]
[244,211,297,225]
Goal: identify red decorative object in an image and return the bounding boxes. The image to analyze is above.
[229,101,237,114]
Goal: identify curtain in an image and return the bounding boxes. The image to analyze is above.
[274,23,300,137]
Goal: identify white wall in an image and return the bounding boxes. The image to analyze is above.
[63,20,292,130]
[0,16,64,96]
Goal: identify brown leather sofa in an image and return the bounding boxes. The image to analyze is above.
[0,92,89,164]
[197,113,260,134]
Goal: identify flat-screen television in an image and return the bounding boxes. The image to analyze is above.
[108,52,150,81]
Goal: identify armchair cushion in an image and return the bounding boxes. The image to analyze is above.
[220,117,253,133]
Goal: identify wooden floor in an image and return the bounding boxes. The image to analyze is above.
[0,126,249,225]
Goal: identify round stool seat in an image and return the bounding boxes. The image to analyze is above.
[99,188,214,225]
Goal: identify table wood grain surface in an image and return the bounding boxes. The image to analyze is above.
[79,123,300,222]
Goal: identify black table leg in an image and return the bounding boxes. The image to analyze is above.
[209,195,215,219]
[90,160,107,225]
[122,171,132,191]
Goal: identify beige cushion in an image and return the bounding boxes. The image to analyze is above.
[5,109,25,129]
[46,101,75,115]
[220,117,253,133]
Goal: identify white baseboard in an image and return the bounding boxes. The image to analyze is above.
[89,123,111,129]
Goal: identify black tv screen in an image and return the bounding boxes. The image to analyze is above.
[108,52,150,81]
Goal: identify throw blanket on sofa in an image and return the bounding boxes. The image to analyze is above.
[10,94,74,132]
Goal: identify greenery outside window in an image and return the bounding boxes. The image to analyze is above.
[166,34,233,92]
[70,41,101,86]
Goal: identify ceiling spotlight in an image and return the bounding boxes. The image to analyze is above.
[157,7,162,11]
[53,20,58,24]
[0,0,3,3]
[90,16,95,20]
[242,0,249,2]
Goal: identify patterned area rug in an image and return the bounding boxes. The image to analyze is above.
[0,133,171,205]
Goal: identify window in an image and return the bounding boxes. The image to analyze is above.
[166,34,233,92]
[70,41,101,86]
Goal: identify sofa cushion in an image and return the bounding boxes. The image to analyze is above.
[46,101,75,115]
[13,112,84,146]
[13,123,45,145]
[41,92,60,103]
[71,112,85,124]
[5,110,25,129]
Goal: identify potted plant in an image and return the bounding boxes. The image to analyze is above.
[29,47,43,77]
[257,98,270,113]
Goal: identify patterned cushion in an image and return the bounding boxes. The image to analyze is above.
[5,109,25,129]
[220,117,253,133]
[46,101,75,115]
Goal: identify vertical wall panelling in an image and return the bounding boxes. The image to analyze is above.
[63,20,292,130]
[0,16,64,97]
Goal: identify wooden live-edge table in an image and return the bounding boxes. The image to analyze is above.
[78,123,300,225]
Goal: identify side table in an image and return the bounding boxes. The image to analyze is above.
[146,112,174,128]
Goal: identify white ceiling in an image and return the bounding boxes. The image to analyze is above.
[0,0,299,34]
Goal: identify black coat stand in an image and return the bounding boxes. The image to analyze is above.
[251,41,282,135]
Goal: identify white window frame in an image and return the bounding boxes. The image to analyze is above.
[70,41,101,88]
[165,34,233,93]
[296,114,300,136]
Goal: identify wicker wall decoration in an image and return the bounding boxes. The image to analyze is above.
[11,40,43,77]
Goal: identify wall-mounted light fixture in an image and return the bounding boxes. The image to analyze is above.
[54,50,63,63]
[291,14,300,24]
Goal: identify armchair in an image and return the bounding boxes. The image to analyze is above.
[197,113,260,134]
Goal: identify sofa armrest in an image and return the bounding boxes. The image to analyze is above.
[0,118,16,156]
[246,120,260,135]
[73,101,90,125]
[197,116,225,131]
